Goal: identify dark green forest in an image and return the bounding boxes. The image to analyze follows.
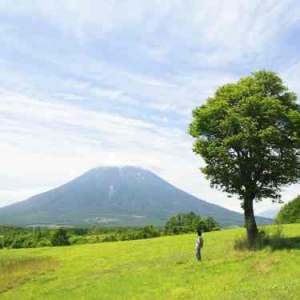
[0,212,219,249]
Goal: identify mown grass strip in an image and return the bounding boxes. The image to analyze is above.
[0,256,58,293]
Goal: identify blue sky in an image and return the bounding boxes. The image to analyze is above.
[1,0,300,214]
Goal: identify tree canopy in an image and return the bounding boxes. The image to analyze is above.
[51,228,70,246]
[164,212,219,235]
[276,195,300,224]
[189,70,300,244]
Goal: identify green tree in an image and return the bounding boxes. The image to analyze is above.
[203,217,220,232]
[51,228,70,246]
[33,227,43,240]
[141,225,160,238]
[276,195,300,224]
[189,71,300,245]
[164,213,195,234]
[164,212,218,234]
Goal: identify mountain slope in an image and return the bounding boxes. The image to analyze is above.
[0,166,272,227]
[258,208,280,219]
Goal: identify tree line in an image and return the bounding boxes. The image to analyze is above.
[0,212,219,249]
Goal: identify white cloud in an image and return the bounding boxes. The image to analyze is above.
[1,1,300,58]
[282,62,300,96]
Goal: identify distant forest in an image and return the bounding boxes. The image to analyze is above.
[0,212,219,249]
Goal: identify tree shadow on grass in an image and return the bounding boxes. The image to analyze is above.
[268,236,300,251]
[234,226,300,252]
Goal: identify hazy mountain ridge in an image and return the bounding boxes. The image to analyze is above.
[257,208,280,219]
[0,166,272,227]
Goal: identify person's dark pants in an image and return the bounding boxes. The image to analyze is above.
[196,248,201,261]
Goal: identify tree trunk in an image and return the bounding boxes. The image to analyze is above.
[243,195,259,246]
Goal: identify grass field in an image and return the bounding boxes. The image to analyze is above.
[1,224,300,299]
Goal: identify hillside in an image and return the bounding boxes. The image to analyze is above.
[1,224,300,299]
[0,166,271,227]
[258,207,280,219]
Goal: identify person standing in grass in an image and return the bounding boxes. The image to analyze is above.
[195,230,204,261]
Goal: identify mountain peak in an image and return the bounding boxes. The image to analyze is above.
[0,167,272,227]
[90,165,151,173]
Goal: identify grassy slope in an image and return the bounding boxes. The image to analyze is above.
[1,224,300,300]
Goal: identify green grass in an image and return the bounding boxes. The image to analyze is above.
[1,224,300,299]
[0,256,57,293]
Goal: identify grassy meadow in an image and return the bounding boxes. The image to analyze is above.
[1,224,300,299]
